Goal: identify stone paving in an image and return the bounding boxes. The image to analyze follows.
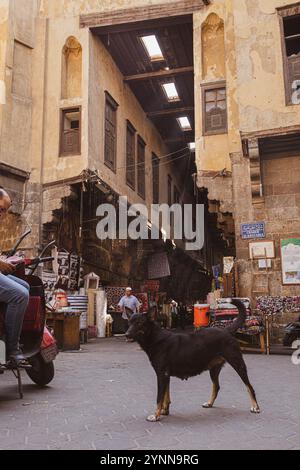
[0,337,299,450]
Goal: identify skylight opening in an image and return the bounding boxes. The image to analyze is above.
[162,82,180,102]
[140,35,164,61]
[177,116,192,131]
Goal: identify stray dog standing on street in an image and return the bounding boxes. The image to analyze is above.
[126,299,260,422]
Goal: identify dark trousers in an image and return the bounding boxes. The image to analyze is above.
[0,274,30,353]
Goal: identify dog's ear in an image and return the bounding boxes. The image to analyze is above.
[146,306,156,321]
[125,307,134,320]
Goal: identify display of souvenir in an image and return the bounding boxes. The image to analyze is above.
[56,249,70,289]
[69,252,80,290]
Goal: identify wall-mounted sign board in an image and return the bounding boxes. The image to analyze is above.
[249,240,275,260]
[241,222,265,240]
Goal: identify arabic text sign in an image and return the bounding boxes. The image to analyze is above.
[241,222,265,240]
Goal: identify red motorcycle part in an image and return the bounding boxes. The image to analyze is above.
[42,327,56,349]
[41,327,58,363]
[22,297,43,332]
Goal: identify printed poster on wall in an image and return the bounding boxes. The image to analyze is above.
[281,238,300,285]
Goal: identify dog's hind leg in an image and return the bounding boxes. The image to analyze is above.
[147,373,169,422]
[202,363,224,409]
[161,378,171,416]
[224,353,260,414]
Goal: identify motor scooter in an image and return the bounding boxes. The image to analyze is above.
[283,318,300,347]
[0,230,58,398]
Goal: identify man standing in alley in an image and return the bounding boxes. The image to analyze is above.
[118,287,141,342]
[170,299,179,329]
[0,187,30,364]
[118,287,141,322]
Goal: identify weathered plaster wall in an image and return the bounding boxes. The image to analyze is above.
[194,0,239,220]
[61,36,83,99]
[0,0,42,252]
[41,16,89,184]
[234,0,300,133]
[194,0,241,178]
[0,0,41,172]
[202,12,226,81]
[195,0,300,176]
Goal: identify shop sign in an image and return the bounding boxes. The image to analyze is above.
[241,222,265,240]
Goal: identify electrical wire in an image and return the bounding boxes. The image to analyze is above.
[143,151,191,172]
[82,148,192,198]
[106,146,189,172]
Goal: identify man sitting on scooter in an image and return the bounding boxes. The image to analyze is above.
[0,187,30,364]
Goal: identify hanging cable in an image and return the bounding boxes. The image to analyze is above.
[107,146,189,172]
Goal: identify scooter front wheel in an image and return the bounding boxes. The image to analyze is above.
[26,354,54,387]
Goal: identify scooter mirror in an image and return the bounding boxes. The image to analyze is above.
[6,229,32,257]
[39,240,56,259]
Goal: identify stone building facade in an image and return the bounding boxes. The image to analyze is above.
[194,0,300,299]
[0,0,299,300]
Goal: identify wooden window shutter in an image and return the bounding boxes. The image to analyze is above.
[104,92,118,170]
[63,130,80,154]
[126,121,136,189]
[278,7,300,104]
[288,56,300,94]
[137,137,146,199]
[202,84,227,136]
[152,154,159,204]
[60,108,81,157]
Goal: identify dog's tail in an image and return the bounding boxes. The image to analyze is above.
[226,299,247,335]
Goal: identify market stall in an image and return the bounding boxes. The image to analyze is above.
[209,298,265,353]
[42,248,109,350]
[256,296,300,354]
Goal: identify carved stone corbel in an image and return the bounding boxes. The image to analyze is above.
[247,138,264,204]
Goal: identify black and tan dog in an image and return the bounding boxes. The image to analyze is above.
[126,299,260,422]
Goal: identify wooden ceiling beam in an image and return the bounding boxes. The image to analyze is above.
[80,1,209,29]
[91,16,192,35]
[148,106,194,117]
[124,66,194,82]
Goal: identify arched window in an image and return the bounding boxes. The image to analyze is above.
[201,13,225,81]
[61,36,82,99]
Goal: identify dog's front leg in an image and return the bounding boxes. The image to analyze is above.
[147,373,169,422]
[161,378,171,416]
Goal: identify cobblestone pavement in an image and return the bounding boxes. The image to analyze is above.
[0,338,299,450]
